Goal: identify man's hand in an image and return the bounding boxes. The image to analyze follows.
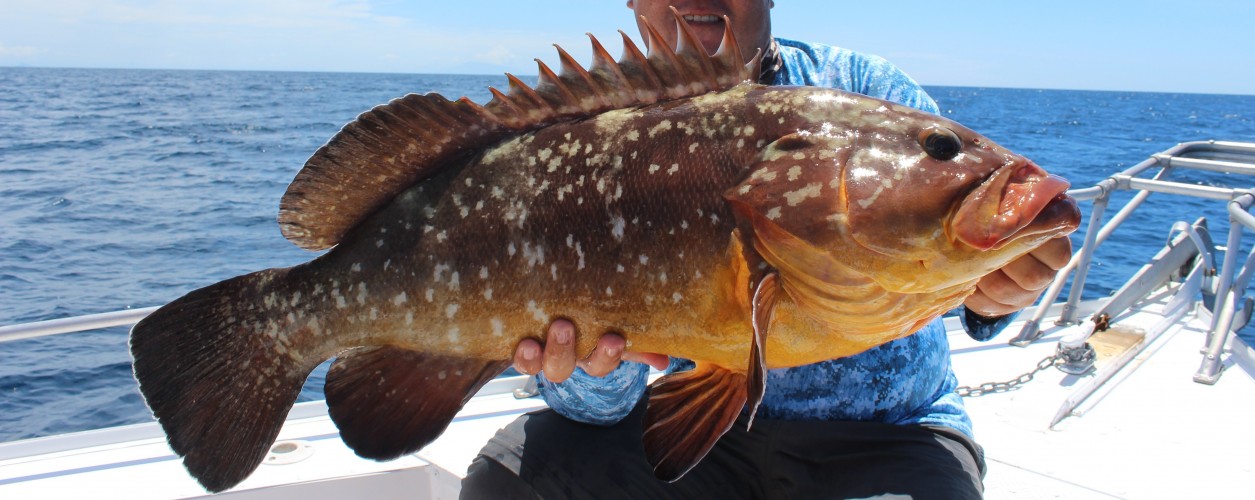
[513,319,670,383]
[964,235,1073,318]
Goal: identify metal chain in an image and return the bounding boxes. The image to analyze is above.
[956,354,1062,397]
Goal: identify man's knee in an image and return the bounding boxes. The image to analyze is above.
[460,455,540,500]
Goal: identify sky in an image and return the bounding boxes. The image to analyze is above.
[1,0,1253,95]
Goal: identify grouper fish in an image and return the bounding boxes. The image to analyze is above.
[129,12,1081,492]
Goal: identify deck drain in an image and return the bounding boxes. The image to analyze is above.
[262,440,314,465]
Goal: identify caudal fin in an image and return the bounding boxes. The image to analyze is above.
[130,268,325,493]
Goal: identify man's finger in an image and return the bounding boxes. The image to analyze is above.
[541,319,577,383]
[513,338,542,376]
[580,333,627,377]
[623,351,671,371]
[1030,235,1073,270]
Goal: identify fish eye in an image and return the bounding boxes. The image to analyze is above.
[918,127,962,161]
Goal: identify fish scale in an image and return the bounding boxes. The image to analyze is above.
[128,11,1079,493]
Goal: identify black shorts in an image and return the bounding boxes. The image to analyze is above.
[461,399,985,500]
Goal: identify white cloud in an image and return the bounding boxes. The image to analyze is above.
[0,43,43,58]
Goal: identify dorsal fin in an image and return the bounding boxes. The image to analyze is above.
[279,14,763,250]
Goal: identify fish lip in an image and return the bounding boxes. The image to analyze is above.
[952,159,1080,250]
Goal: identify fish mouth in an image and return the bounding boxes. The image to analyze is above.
[952,160,1081,250]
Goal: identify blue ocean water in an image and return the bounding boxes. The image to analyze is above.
[1,67,1253,442]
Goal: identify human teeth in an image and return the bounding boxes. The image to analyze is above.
[683,15,721,23]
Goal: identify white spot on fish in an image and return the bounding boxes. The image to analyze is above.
[648,119,673,138]
[356,283,368,305]
[376,239,385,248]
[750,168,777,182]
[480,266,489,279]
[491,318,504,337]
[689,142,699,153]
[850,167,877,179]
[667,164,679,175]
[483,288,493,300]
[610,215,626,241]
[405,311,414,325]
[672,292,683,303]
[446,303,459,318]
[787,166,803,181]
[858,185,886,209]
[449,272,460,290]
[425,288,435,302]
[351,263,362,273]
[447,326,460,343]
[393,292,408,305]
[767,207,783,220]
[526,300,547,322]
[649,164,661,174]
[639,254,649,265]
[784,183,823,206]
[606,286,614,296]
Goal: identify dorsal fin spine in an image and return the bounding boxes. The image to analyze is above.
[533,59,581,115]
[642,17,689,98]
[586,33,636,108]
[617,30,663,104]
[668,7,719,90]
[554,45,610,112]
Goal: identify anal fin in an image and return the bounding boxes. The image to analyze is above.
[325,346,510,460]
[643,362,747,482]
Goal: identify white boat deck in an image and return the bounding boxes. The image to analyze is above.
[2,293,1251,499]
[952,297,1255,499]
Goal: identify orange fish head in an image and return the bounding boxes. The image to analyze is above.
[727,92,1080,294]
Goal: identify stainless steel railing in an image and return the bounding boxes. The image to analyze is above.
[0,307,158,344]
[1010,140,1255,385]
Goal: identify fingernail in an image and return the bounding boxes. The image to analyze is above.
[604,346,620,357]
[554,328,572,345]
[522,344,538,361]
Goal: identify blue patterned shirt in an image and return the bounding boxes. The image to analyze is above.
[537,38,1012,439]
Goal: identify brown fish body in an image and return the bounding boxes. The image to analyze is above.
[129,15,1080,493]
[283,83,995,374]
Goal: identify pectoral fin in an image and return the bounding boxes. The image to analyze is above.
[643,362,747,482]
[746,272,779,428]
[324,346,509,460]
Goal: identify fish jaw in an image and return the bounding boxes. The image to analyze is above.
[951,160,1080,251]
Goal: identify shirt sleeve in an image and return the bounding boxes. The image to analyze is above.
[536,360,650,425]
[849,52,939,114]
[959,306,1017,341]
